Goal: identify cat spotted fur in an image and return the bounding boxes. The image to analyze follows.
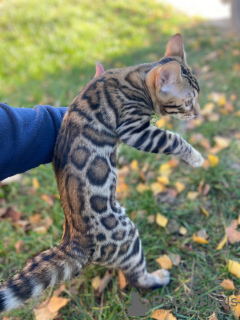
[0,34,203,312]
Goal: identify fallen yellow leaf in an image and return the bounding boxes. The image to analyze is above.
[156,118,166,128]
[156,255,173,270]
[179,226,188,235]
[159,163,172,177]
[130,159,139,171]
[220,279,235,291]
[216,234,227,250]
[136,183,150,193]
[151,182,166,195]
[118,270,127,290]
[238,215,240,225]
[34,296,69,320]
[218,95,227,106]
[148,215,155,224]
[174,182,185,193]
[91,276,102,290]
[193,234,209,244]
[187,192,198,200]
[209,312,218,320]
[228,260,240,278]
[208,154,219,167]
[41,194,54,206]
[151,309,176,320]
[32,177,40,189]
[157,176,169,185]
[228,295,240,319]
[156,213,168,228]
[201,207,210,218]
[201,102,215,116]
[167,158,179,167]
[214,136,230,150]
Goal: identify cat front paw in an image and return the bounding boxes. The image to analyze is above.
[187,150,204,167]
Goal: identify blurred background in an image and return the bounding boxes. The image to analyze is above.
[0,0,240,319]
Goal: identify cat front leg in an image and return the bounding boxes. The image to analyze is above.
[117,111,204,167]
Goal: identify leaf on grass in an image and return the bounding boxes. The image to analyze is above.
[228,260,240,278]
[157,176,169,185]
[218,95,227,107]
[174,182,185,193]
[15,240,24,254]
[169,253,181,266]
[148,215,155,224]
[98,270,113,294]
[116,182,130,199]
[41,194,55,206]
[179,226,188,235]
[32,177,40,189]
[118,270,127,290]
[167,158,179,167]
[33,217,53,234]
[201,207,210,218]
[220,279,235,291]
[209,312,219,320]
[230,219,238,229]
[34,296,69,320]
[156,118,166,128]
[130,159,139,171]
[151,309,176,320]
[201,102,215,116]
[187,192,198,200]
[228,295,240,319]
[151,183,166,195]
[3,207,22,222]
[193,233,209,244]
[136,183,150,193]
[159,163,172,177]
[156,255,173,270]
[91,276,102,290]
[226,227,240,244]
[156,213,168,228]
[238,215,240,225]
[208,154,219,167]
[216,234,227,250]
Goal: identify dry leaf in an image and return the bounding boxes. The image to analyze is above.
[200,138,211,150]
[208,154,219,167]
[136,183,150,193]
[118,270,127,290]
[156,213,168,228]
[130,159,139,171]
[91,276,102,290]
[220,279,235,291]
[193,234,209,244]
[226,227,240,244]
[53,284,66,297]
[156,255,173,270]
[156,118,166,128]
[15,240,24,254]
[209,312,218,320]
[201,102,215,116]
[228,295,240,319]
[238,215,240,225]
[32,177,40,189]
[201,207,210,218]
[98,270,112,294]
[3,206,22,222]
[34,296,69,320]
[157,176,169,185]
[174,182,185,193]
[179,226,188,235]
[29,213,41,225]
[151,183,166,195]
[148,215,156,224]
[151,309,176,320]
[169,253,181,266]
[41,194,54,206]
[33,217,53,234]
[216,234,227,250]
[187,192,198,200]
[214,136,231,150]
[218,95,227,106]
[228,260,240,278]
[159,163,172,177]
[167,158,179,167]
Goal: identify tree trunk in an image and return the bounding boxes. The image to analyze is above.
[231,0,240,33]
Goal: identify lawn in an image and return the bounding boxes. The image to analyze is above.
[0,0,240,319]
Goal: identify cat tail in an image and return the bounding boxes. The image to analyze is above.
[0,243,84,312]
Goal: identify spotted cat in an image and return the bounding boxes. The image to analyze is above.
[0,34,203,312]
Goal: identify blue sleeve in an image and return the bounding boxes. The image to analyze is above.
[0,103,68,181]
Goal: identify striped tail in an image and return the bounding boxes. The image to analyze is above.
[0,243,84,312]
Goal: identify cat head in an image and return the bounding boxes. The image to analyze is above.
[146,34,200,120]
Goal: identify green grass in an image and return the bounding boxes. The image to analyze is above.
[1,0,240,319]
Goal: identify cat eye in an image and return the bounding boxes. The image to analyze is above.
[185,99,192,107]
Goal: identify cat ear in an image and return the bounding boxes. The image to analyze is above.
[156,61,182,91]
[164,34,185,60]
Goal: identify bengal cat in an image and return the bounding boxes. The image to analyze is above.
[0,34,203,312]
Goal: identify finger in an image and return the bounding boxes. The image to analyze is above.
[94,62,105,78]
